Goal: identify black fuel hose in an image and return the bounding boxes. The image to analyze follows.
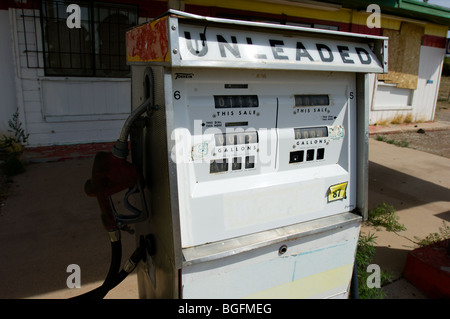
[70,235,145,299]
[71,233,122,300]
[350,259,360,299]
[108,244,145,291]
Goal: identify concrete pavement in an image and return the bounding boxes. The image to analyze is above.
[1,130,449,299]
[0,158,139,299]
[364,138,450,298]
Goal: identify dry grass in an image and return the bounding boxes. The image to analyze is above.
[377,113,413,125]
[390,114,405,124]
[375,118,390,126]
[403,114,413,123]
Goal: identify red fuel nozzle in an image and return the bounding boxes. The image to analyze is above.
[84,152,142,232]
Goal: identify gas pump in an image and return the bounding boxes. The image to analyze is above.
[116,10,387,299]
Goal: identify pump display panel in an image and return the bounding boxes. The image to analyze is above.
[172,68,356,247]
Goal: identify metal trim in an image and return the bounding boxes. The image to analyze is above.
[356,73,370,220]
[168,16,181,67]
[182,212,361,267]
[163,68,184,269]
[167,9,388,43]
[177,60,384,73]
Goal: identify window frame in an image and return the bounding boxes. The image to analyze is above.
[40,0,138,78]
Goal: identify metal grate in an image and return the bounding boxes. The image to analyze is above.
[17,1,44,69]
[40,0,138,77]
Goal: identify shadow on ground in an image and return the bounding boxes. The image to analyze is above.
[368,161,450,215]
[0,159,137,299]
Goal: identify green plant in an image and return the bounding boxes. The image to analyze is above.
[1,135,25,157]
[375,135,409,148]
[6,108,29,145]
[356,233,392,299]
[367,203,407,232]
[414,221,450,247]
[0,109,29,176]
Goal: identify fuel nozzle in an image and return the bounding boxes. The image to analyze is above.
[84,151,142,231]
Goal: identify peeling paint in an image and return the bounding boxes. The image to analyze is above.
[126,16,170,63]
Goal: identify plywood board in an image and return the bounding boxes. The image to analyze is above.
[378,22,424,90]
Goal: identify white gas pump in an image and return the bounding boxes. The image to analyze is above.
[125,10,387,299]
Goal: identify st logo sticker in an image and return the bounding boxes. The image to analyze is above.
[327,182,348,202]
[192,142,209,160]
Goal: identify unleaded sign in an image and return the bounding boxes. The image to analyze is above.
[178,24,383,72]
[126,15,386,73]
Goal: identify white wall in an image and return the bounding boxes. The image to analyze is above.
[10,8,131,147]
[415,45,446,121]
[0,10,18,136]
[369,45,445,124]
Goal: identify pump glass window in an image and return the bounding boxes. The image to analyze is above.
[294,95,330,107]
[40,0,137,77]
[294,127,328,139]
[214,95,259,108]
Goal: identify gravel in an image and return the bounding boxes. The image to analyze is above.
[372,129,450,159]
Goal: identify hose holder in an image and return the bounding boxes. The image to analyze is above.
[112,140,130,159]
[112,98,152,160]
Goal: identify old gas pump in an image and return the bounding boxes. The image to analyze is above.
[124,10,387,299]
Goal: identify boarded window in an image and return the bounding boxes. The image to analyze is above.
[378,22,424,90]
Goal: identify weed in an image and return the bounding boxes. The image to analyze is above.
[6,108,29,145]
[356,233,392,299]
[356,203,406,298]
[375,135,409,148]
[403,114,413,124]
[0,108,29,176]
[390,114,404,125]
[367,203,407,232]
[375,119,390,126]
[415,117,426,123]
[414,221,450,247]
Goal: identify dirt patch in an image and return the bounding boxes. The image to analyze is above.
[372,130,450,159]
